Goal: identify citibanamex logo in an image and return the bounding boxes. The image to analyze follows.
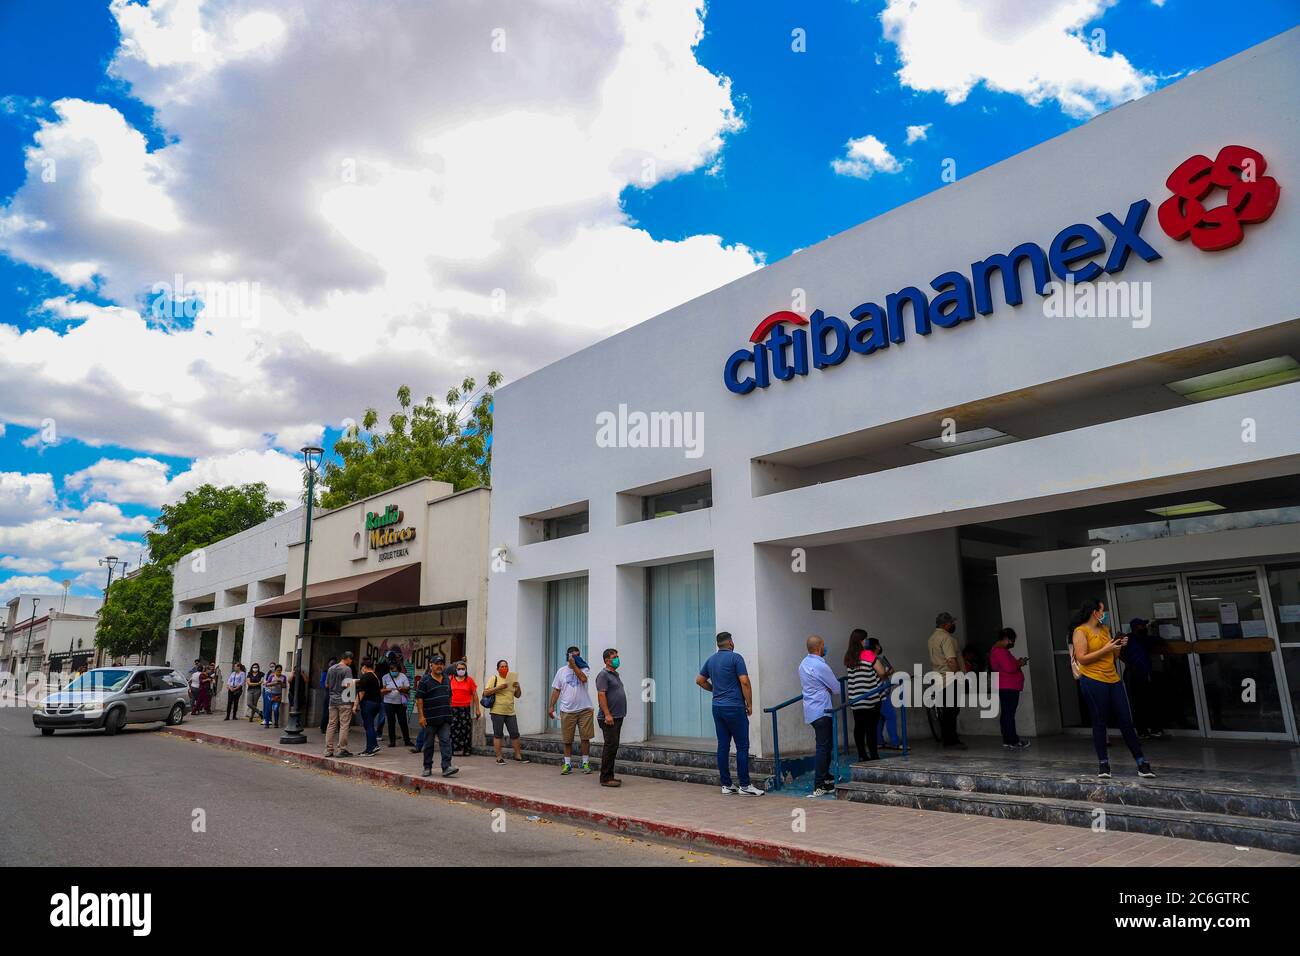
[1157,144,1280,251]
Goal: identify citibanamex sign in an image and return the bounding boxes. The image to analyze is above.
[1157,144,1280,251]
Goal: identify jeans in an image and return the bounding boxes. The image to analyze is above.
[263,691,281,727]
[811,715,834,787]
[385,702,411,746]
[360,699,382,753]
[224,689,242,720]
[1079,676,1145,764]
[711,706,750,788]
[319,692,330,734]
[998,689,1021,745]
[598,715,623,782]
[1126,670,1162,735]
[851,707,879,761]
[421,719,453,772]
[878,694,901,747]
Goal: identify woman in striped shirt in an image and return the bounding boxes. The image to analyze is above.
[843,628,888,761]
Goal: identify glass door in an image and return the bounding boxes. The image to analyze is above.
[1108,575,1201,733]
[1183,569,1291,738]
[545,576,588,731]
[1264,563,1300,738]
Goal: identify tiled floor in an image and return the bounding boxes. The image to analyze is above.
[169,713,1300,866]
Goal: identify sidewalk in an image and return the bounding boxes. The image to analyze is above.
[166,714,1299,867]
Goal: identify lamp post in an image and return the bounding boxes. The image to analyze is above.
[23,598,41,676]
[281,444,324,744]
[99,555,119,599]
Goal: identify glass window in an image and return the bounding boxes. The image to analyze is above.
[543,511,589,540]
[1265,563,1300,733]
[1110,577,1199,731]
[67,669,131,693]
[642,482,712,520]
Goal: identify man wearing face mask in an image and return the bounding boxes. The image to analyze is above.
[594,648,626,787]
[927,612,966,749]
[416,654,458,777]
[448,659,481,758]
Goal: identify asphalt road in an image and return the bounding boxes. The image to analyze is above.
[0,706,749,867]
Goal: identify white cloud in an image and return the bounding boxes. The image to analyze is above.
[0,0,759,466]
[0,472,58,523]
[831,134,904,180]
[905,123,931,144]
[0,575,68,604]
[65,449,304,507]
[0,556,56,574]
[880,0,1158,118]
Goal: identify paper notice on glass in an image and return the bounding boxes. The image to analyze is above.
[1195,621,1221,640]
[1158,624,1182,639]
[1280,605,1300,624]
[1218,602,1239,625]
[1152,601,1177,619]
[1240,620,1268,638]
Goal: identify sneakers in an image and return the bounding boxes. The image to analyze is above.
[1098,761,1112,778]
[442,767,459,778]
[720,784,738,795]
[408,747,421,754]
[560,762,572,775]
[495,757,506,765]
[514,756,530,764]
[581,761,593,775]
[421,768,433,777]
[737,784,765,797]
[1003,740,1032,750]
[337,749,354,758]
[811,785,836,797]
[358,749,378,758]
[323,751,334,758]
[1137,761,1156,778]
[600,779,622,788]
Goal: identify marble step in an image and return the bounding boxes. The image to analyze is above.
[835,780,1300,854]
[473,744,764,788]
[848,762,1300,822]
[493,735,776,775]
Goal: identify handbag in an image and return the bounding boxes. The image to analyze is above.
[480,676,501,710]
[1068,634,1082,681]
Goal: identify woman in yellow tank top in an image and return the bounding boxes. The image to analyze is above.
[1071,599,1155,780]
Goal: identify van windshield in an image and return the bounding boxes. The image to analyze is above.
[66,669,132,693]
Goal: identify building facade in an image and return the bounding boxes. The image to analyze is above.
[485,30,1300,754]
[2,593,102,676]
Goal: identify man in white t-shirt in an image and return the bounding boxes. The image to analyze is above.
[381,661,412,748]
[547,646,593,775]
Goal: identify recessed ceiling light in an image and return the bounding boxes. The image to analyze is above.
[1145,501,1226,518]
[1166,356,1300,402]
[911,426,1017,456]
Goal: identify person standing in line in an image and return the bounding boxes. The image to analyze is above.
[800,635,841,796]
[867,638,901,750]
[547,646,594,775]
[448,660,480,757]
[927,612,966,749]
[1123,618,1167,739]
[1072,599,1155,779]
[319,656,337,735]
[209,661,223,715]
[323,651,355,758]
[417,653,458,778]
[381,660,413,748]
[989,628,1031,750]
[844,629,886,762]
[224,663,246,720]
[189,665,207,715]
[485,659,527,763]
[263,664,287,728]
[353,659,383,757]
[188,659,203,711]
[696,632,763,796]
[594,648,627,788]
[245,663,263,722]
[410,660,432,753]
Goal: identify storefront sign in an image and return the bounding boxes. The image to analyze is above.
[723,145,1280,395]
[366,504,416,551]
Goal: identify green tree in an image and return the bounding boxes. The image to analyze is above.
[96,482,288,660]
[319,373,502,510]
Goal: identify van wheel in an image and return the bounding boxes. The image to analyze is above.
[40,728,55,736]
[103,708,125,736]
[166,703,185,726]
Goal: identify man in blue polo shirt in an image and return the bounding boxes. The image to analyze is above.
[696,632,763,796]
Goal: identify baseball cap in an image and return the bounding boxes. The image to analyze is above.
[431,653,446,664]
[935,612,957,627]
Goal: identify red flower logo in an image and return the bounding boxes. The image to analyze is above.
[1157,145,1280,251]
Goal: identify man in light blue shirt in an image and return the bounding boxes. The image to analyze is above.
[799,635,840,796]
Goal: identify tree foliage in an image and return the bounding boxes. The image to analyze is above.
[319,373,502,510]
[96,482,288,660]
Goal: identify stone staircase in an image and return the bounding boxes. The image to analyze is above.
[835,758,1300,853]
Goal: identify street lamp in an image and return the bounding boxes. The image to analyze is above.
[281,444,324,744]
[99,555,120,598]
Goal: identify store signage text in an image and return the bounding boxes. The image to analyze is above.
[366,505,416,551]
[723,198,1161,395]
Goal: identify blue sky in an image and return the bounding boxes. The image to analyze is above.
[0,0,1297,600]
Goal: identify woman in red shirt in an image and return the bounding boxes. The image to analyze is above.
[989,627,1030,749]
[448,659,482,756]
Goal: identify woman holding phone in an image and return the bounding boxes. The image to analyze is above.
[1071,599,1154,779]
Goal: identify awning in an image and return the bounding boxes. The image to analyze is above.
[254,562,422,619]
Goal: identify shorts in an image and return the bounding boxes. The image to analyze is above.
[490,713,520,740]
[559,708,594,744]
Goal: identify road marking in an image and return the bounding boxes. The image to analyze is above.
[65,755,114,779]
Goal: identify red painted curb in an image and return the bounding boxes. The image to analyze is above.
[166,727,891,867]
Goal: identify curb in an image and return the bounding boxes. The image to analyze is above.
[166,727,891,867]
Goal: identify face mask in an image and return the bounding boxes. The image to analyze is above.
[498,666,508,676]
[1098,611,1108,625]
[456,669,466,677]
[610,657,620,669]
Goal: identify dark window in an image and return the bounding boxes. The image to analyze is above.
[812,588,832,611]
[543,511,589,540]
[643,482,712,520]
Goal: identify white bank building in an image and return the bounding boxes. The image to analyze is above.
[485,30,1300,755]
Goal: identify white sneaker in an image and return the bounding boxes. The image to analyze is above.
[720,784,738,795]
[811,786,836,797]
[736,784,765,796]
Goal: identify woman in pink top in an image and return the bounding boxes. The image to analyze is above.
[989,627,1030,749]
